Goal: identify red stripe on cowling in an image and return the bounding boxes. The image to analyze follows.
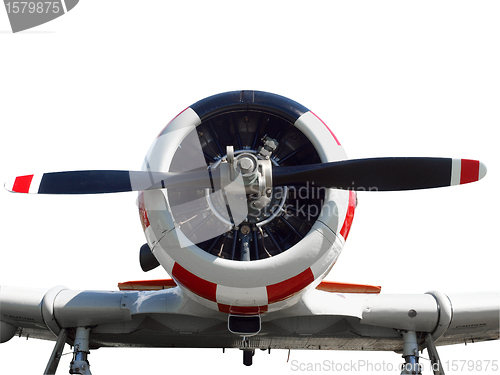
[339,190,356,240]
[310,111,341,146]
[138,192,151,231]
[172,262,217,302]
[266,268,315,304]
[12,174,34,193]
[217,304,268,315]
[460,159,480,185]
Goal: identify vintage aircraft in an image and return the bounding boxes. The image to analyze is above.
[1,91,498,374]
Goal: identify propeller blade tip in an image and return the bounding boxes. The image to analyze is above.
[5,174,32,193]
[4,174,40,193]
[452,159,487,186]
[4,181,14,193]
[479,161,487,180]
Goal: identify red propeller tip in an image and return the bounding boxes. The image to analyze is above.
[5,174,40,194]
[451,159,487,186]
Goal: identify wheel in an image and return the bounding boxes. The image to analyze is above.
[243,349,254,366]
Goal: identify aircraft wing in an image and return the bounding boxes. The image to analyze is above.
[1,285,498,352]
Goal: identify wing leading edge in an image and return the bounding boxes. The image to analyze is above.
[1,285,498,351]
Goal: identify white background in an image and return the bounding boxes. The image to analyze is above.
[1,1,499,374]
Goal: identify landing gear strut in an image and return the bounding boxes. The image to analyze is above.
[400,331,421,375]
[69,327,92,375]
[44,329,68,375]
[44,327,92,375]
[399,331,445,375]
[425,333,445,375]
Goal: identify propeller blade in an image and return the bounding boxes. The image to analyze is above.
[5,168,215,194]
[5,158,486,194]
[272,157,486,191]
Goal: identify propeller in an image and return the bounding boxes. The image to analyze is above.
[5,157,486,195]
[272,157,487,191]
[4,168,216,195]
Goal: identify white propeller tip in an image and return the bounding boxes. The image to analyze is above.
[479,161,487,180]
[4,177,16,193]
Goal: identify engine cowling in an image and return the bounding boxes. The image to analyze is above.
[138,91,356,313]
